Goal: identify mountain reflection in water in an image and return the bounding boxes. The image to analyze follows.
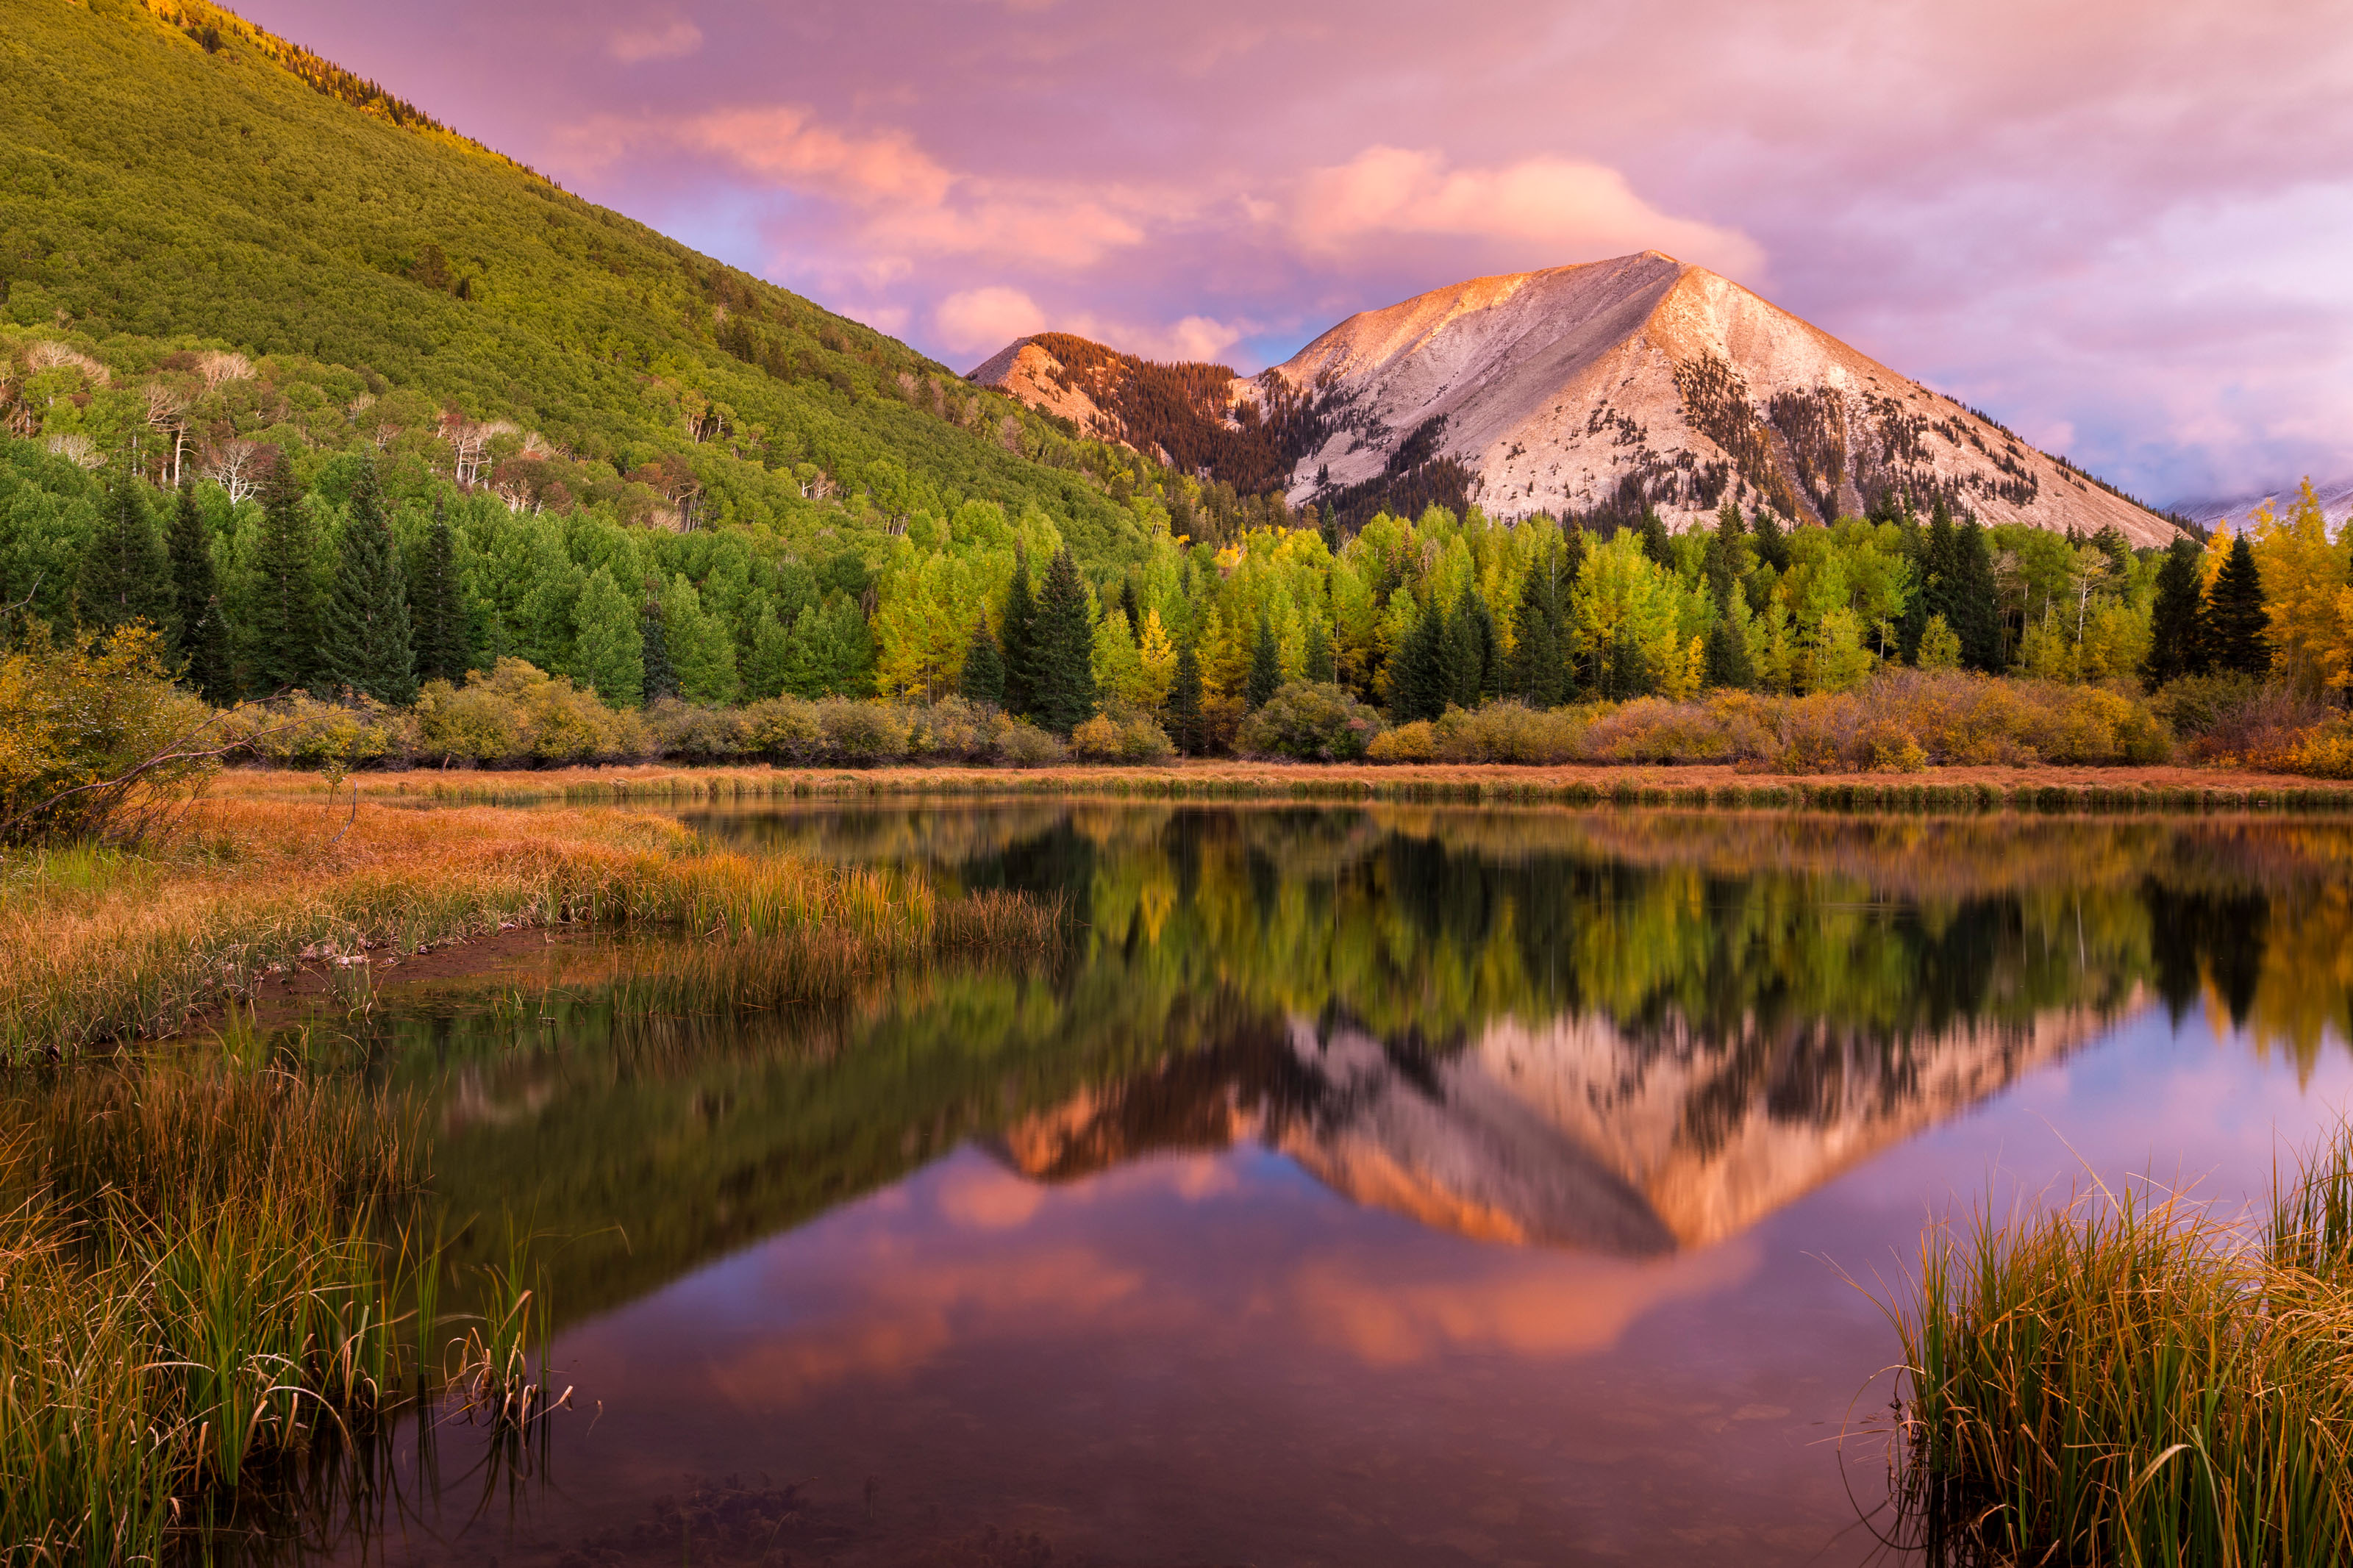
[278,803,2353,1567]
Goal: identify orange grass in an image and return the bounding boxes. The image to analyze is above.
[0,796,1063,1059]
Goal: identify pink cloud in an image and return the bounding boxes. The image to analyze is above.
[605,17,700,64]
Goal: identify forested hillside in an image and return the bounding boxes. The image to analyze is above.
[0,0,1177,557]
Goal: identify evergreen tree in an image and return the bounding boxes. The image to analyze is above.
[1703,612,1754,690]
[321,459,415,703]
[1303,617,1335,684]
[410,501,469,684]
[2142,537,2210,687]
[1246,616,1281,709]
[1750,506,1790,573]
[1026,548,1096,734]
[1702,514,1739,613]
[79,473,169,632]
[571,567,644,706]
[1118,577,1142,637]
[1504,543,1567,706]
[743,599,793,700]
[1315,504,1340,556]
[639,579,679,703]
[1604,619,1654,700]
[1440,586,1496,709]
[960,622,1005,706]
[1950,518,2002,673]
[1637,504,1674,568]
[2205,534,2271,677]
[1167,642,1205,754]
[251,455,324,694]
[999,551,1038,717]
[1390,601,1446,723]
[165,479,232,703]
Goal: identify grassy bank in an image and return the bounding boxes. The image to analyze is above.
[0,796,1064,1060]
[213,761,2353,816]
[0,1065,445,1563]
[1892,1131,2353,1564]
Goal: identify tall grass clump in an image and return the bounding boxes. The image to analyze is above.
[1892,1131,2353,1565]
[0,1065,442,1563]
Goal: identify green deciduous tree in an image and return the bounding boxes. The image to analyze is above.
[571,566,644,706]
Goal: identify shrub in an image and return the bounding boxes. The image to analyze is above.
[2154,675,2331,767]
[2285,720,2353,779]
[411,659,647,766]
[909,697,998,762]
[1429,701,1585,764]
[230,691,413,769]
[0,623,218,842]
[735,697,824,762]
[1366,720,1435,763]
[1585,696,1762,765]
[991,715,1067,767]
[816,698,910,765]
[1235,681,1387,762]
[643,698,743,762]
[1073,708,1176,762]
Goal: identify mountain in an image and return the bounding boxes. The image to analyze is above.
[997,1002,2123,1256]
[0,0,1149,560]
[2175,476,2353,535]
[972,252,2182,544]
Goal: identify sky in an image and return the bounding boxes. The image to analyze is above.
[232,0,2353,507]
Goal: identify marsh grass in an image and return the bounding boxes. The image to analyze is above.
[1890,1128,2353,1565]
[0,1065,453,1564]
[0,798,1071,1061]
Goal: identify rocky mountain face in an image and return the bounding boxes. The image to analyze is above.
[992,1002,2121,1256]
[2178,476,2353,534]
[970,252,2181,543]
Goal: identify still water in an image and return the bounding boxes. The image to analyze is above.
[296,804,2353,1566]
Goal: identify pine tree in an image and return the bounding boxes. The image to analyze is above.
[1750,506,1790,573]
[1604,619,1654,699]
[165,480,232,702]
[1167,642,1205,754]
[2143,537,2210,687]
[743,599,793,700]
[999,551,1038,717]
[960,622,1005,706]
[1703,612,1754,690]
[571,567,644,706]
[1118,577,1142,637]
[1390,602,1446,723]
[1950,518,2002,673]
[1315,504,1340,556]
[1440,586,1496,709]
[410,501,469,684]
[1303,617,1335,684]
[639,579,679,703]
[1638,505,1674,568]
[1026,548,1096,734]
[251,454,324,695]
[2205,534,2271,677]
[1246,616,1281,709]
[1504,543,1567,706]
[79,473,170,632]
[321,459,415,703]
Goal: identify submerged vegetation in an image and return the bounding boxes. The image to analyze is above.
[1893,1125,2353,1564]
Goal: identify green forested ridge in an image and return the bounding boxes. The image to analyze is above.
[0,0,1174,559]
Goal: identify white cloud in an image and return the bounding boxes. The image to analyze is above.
[607,18,703,64]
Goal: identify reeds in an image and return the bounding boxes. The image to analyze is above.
[0,1065,445,1564]
[1890,1129,2353,1565]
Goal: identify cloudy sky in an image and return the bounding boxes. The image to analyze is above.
[237,0,2352,506]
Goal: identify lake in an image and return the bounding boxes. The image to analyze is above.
[262,803,2352,1567]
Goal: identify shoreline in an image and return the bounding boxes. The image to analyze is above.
[212,760,2353,814]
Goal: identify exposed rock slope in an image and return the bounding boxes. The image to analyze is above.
[973,253,2181,543]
